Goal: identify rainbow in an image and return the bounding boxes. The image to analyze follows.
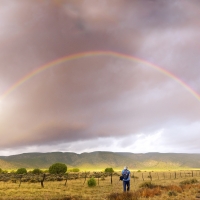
[1,51,200,102]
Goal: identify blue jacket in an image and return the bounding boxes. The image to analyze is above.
[121,169,130,181]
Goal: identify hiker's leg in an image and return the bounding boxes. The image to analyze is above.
[123,181,126,192]
[127,181,130,191]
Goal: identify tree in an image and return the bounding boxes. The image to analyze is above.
[32,168,43,174]
[105,168,114,184]
[16,168,27,174]
[104,168,114,173]
[49,163,67,174]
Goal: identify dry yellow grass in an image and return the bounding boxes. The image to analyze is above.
[0,170,200,199]
[0,176,123,200]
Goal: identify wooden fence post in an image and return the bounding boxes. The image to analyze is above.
[149,172,152,181]
[64,174,68,186]
[41,173,45,188]
[19,176,22,188]
[142,173,144,181]
[157,173,159,180]
[83,171,87,185]
[163,172,165,179]
[98,174,99,186]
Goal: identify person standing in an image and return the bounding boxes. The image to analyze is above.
[122,166,130,192]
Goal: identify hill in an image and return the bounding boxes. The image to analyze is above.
[1,152,200,170]
[0,158,16,169]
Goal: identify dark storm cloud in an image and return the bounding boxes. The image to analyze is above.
[0,0,200,153]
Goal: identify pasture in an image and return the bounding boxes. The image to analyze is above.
[0,170,200,199]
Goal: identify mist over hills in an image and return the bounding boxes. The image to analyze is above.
[0,152,200,170]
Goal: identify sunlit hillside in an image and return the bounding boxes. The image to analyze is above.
[1,152,200,170]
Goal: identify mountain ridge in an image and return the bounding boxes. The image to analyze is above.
[0,151,200,170]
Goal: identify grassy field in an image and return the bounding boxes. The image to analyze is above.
[0,170,200,199]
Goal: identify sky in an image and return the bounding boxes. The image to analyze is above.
[0,0,200,156]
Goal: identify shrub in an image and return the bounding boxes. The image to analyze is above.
[139,187,161,198]
[69,168,80,172]
[16,168,27,174]
[139,181,156,189]
[49,163,67,174]
[180,178,198,185]
[168,190,177,196]
[87,177,96,187]
[165,185,182,193]
[43,169,49,173]
[131,175,138,179]
[0,168,7,174]
[180,179,191,185]
[32,168,43,174]
[107,192,138,200]
[73,168,80,172]
[190,178,198,184]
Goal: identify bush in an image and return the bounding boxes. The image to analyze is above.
[107,192,138,200]
[73,168,80,172]
[69,168,80,172]
[16,168,27,174]
[49,163,67,174]
[43,169,49,173]
[190,178,198,184]
[139,181,156,189]
[165,185,182,193]
[131,175,138,179]
[32,168,43,174]
[105,168,114,173]
[0,169,8,174]
[139,187,162,198]
[168,190,177,196]
[180,178,198,185]
[87,177,96,187]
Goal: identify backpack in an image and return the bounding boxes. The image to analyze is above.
[122,169,129,180]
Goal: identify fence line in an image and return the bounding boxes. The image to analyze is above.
[0,170,200,188]
[131,170,200,182]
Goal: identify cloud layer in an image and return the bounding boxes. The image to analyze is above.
[0,0,200,155]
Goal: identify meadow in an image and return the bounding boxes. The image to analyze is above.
[0,170,200,199]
